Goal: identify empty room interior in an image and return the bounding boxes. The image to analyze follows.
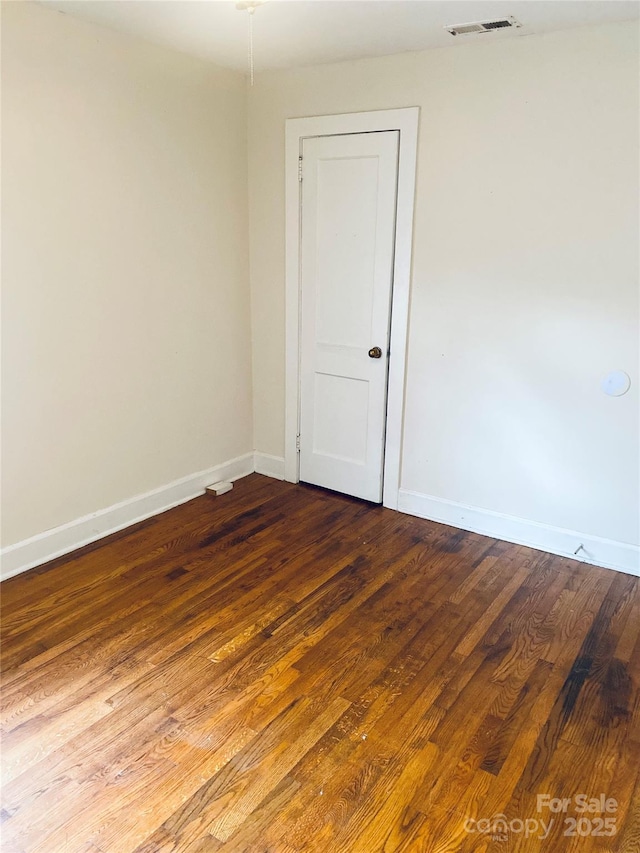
[1,0,640,850]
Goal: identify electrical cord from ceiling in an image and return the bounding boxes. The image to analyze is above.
[237,0,265,86]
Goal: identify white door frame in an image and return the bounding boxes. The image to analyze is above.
[285,107,419,509]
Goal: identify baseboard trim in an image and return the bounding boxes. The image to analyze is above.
[397,489,639,577]
[254,452,286,481]
[0,453,255,582]
[6,460,634,582]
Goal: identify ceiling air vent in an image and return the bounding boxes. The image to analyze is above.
[446,17,522,36]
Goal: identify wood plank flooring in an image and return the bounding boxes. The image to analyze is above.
[1,474,639,852]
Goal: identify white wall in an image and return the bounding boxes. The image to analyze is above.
[2,7,638,577]
[248,22,639,562]
[1,3,253,551]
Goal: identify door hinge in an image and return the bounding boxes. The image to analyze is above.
[298,156,303,183]
[296,434,301,452]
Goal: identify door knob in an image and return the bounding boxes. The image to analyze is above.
[368,346,383,359]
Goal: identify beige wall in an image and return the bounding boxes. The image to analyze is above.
[248,21,639,546]
[2,5,638,560]
[1,2,253,545]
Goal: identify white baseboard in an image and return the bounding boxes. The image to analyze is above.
[6,457,634,583]
[397,489,640,577]
[0,453,255,582]
[254,452,286,481]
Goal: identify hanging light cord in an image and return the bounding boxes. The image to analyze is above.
[248,7,255,86]
[237,0,261,86]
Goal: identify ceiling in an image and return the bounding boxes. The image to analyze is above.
[42,0,640,72]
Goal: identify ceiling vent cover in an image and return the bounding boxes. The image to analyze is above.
[446,17,522,36]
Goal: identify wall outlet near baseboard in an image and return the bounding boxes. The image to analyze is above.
[206,481,233,496]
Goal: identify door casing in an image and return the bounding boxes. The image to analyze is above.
[285,108,419,510]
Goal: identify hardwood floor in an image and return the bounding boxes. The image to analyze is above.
[1,474,639,853]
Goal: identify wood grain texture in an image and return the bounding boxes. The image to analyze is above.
[1,474,638,852]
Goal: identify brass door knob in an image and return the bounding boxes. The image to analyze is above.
[368,346,383,359]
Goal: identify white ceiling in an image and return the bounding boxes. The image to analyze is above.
[42,0,640,72]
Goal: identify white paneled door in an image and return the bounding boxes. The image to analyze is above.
[299,131,400,502]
